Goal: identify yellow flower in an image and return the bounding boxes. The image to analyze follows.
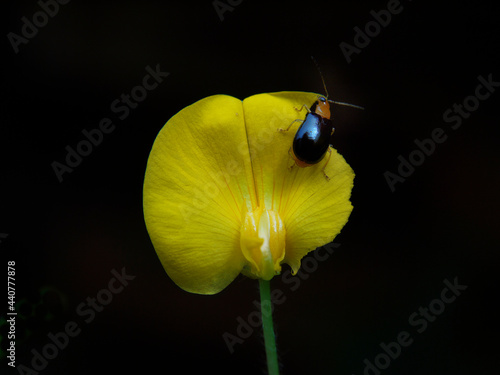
[143,92,354,294]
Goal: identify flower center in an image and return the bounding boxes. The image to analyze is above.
[240,206,286,280]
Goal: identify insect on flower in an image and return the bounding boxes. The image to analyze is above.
[279,58,363,180]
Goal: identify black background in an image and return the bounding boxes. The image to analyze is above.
[2,1,499,374]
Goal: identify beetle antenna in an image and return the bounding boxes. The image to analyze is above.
[327,100,364,110]
[310,56,329,98]
[311,56,364,110]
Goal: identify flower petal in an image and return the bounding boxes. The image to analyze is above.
[144,92,354,294]
[143,95,257,294]
[242,92,355,274]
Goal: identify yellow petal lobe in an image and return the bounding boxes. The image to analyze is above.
[143,95,256,295]
[243,92,354,275]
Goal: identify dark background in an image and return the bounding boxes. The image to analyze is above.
[2,1,499,374]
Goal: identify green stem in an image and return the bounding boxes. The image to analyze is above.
[259,279,279,375]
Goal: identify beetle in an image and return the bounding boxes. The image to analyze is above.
[279,62,363,180]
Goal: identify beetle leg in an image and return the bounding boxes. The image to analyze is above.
[321,147,332,181]
[294,104,311,113]
[278,119,303,132]
[328,127,336,145]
